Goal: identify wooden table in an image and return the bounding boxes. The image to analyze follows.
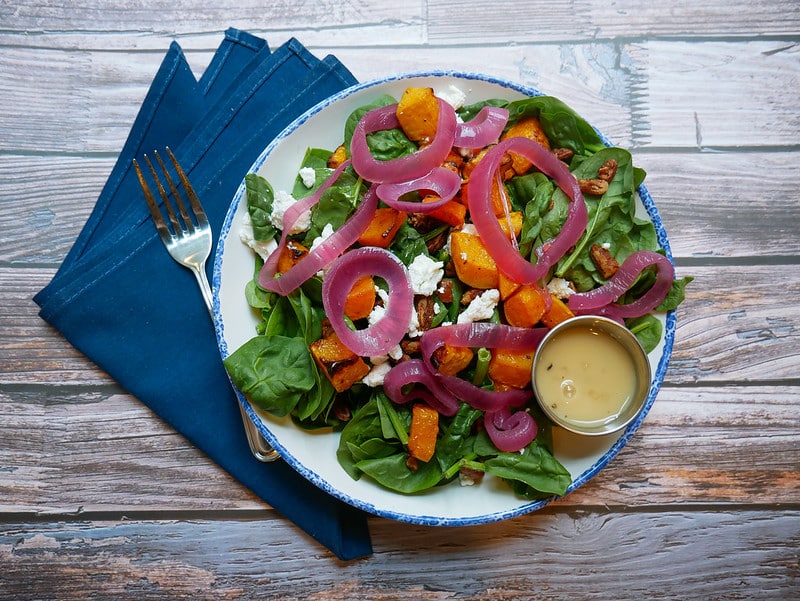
[2,1,798,598]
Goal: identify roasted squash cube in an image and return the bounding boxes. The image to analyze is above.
[489,348,535,390]
[450,231,499,289]
[310,332,370,393]
[396,87,439,144]
[408,404,439,462]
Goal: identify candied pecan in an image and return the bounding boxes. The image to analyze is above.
[597,159,618,183]
[436,279,454,303]
[400,339,421,356]
[460,288,482,305]
[578,178,609,196]
[415,296,436,331]
[459,466,485,486]
[332,398,352,422]
[590,244,620,279]
[321,317,335,339]
[425,228,450,254]
[552,147,574,162]
[406,455,419,472]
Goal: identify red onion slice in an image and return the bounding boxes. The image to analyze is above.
[259,184,379,296]
[468,137,588,284]
[419,323,548,412]
[383,359,460,416]
[375,167,462,212]
[454,106,509,148]
[322,246,413,357]
[568,250,675,319]
[350,99,457,184]
[484,407,538,452]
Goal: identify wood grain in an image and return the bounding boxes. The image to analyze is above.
[1,0,798,597]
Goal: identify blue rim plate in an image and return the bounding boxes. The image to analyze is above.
[213,71,676,526]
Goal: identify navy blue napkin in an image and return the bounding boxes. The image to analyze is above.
[33,29,373,561]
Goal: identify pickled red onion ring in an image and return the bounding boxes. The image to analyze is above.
[454,106,509,148]
[375,167,461,212]
[468,137,587,284]
[484,407,538,453]
[569,250,675,319]
[419,323,547,412]
[350,99,457,184]
[383,359,460,416]
[259,183,378,296]
[322,246,413,357]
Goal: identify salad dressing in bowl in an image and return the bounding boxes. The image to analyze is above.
[533,316,651,436]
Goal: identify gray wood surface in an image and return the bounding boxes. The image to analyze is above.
[1,1,798,598]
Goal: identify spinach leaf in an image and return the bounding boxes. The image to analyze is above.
[625,314,663,354]
[223,335,316,417]
[356,453,444,494]
[245,173,277,242]
[337,396,401,480]
[435,403,482,475]
[483,443,571,497]
[657,275,694,312]
[389,221,430,265]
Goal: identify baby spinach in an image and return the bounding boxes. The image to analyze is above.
[223,335,316,417]
[244,173,277,242]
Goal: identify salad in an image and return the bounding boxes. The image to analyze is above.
[223,84,690,500]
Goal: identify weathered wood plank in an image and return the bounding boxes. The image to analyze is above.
[2,264,796,385]
[2,41,798,153]
[2,383,797,513]
[0,512,798,598]
[2,150,798,265]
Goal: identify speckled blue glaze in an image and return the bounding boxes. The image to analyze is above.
[212,71,676,526]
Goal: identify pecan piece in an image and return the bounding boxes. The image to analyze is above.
[578,178,609,196]
[415,296,436,331]
[552,147,574,162]
[597,159,618,183]
[590,244,620,279]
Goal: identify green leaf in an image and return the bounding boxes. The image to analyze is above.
[244,173,277,242]
[483,443,571,496]
[223,335,316,417]
[625,314,663,354]
[657,275,694,311]
[356,453,444,494]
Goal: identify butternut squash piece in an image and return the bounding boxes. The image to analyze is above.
[396,87,439,143]
[503,284,548,328]
[497,271,521,301]
[541,294,575,328]
[462,177,512,216]
[450,231,499,289]
[277,240,309,273]
[327,144,348,169]
[310,332,370,393]
[432,343,474,376]
[489,348,534,390]
[344,275,376,321]
[423,195,467,227]
[408,403,439,462]
[497,211,524,239]
[501,117,551,175]
[357,207,405,248]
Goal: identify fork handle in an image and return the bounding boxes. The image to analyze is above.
[191,264,280,462]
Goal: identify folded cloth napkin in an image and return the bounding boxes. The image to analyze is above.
[33,29,373,561]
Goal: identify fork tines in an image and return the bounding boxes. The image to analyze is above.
[133,148,208,241]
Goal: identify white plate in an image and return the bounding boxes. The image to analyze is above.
[213,71,676,526]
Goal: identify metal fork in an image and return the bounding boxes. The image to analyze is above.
[133,148,279,462]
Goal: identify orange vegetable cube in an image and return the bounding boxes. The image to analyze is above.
[497,211,523,239]
[503,284,548,328]
[357,207,406,248]
[497,271,521,301]
[423,195,467,227]
[501,117,551,175]
[396,87,439,144]
[489,348,535,390]
[277,240,309,273]
[343,275,376,321]
[408,403,439,462]
[310,332,370,393]
[327,145,348,169]
[450,231,499,289]
[541,294,575,328]
[432,343,474,376]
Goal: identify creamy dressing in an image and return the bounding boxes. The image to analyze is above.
[534,327,637,426]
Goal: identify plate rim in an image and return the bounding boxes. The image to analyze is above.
[212,70,676,526]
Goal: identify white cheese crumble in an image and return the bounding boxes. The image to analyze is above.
[457,289,500,324]
[310,223,335,252]
[362,361,393,387]
[298,167,316,188]
[239,212,277,260]
[547,277,574,299]
[270,189,312,234]
[407,254,444,296]
[436,84,467,110]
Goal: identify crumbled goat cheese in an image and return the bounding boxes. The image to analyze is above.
[460,223,478,235]
[310,223,335,252]
[436,84,467,110]
[547,277,575,299]
[239,212,277,260]
[407,307,422,338]
[362,361,393,387]
[408,254,444,296]
[298,167,316,188]
[270,189,311,233]
[457,289,500,324]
